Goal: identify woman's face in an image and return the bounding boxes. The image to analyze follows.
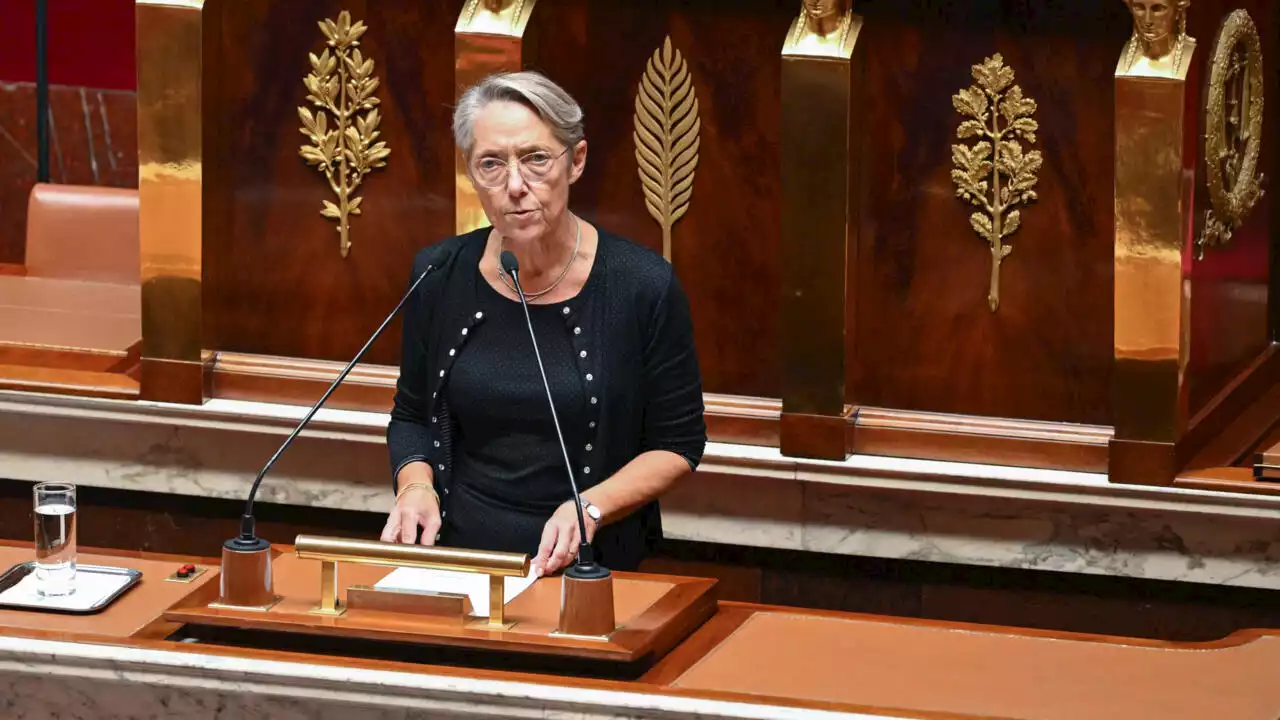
[1126,0,1179,43]
[466,100,586,246]
[802,0,843,21]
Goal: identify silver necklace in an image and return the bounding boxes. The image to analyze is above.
[497,217,581,301]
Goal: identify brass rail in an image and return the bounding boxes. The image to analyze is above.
[294,535,530,625]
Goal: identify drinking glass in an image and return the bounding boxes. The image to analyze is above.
[33,482,77,596]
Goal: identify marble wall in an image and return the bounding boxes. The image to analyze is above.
[0,82,136,264]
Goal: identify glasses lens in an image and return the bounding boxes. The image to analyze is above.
[472,149,564,188]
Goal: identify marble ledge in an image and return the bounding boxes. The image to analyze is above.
[2,389,1279,519]
[6,389,1280,591]
[0,635,884,720]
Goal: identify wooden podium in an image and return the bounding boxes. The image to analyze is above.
[163,538,717,670]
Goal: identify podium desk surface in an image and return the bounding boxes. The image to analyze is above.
[0,540,1279,720]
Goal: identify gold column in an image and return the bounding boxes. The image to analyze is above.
[454,0,538,234]
[778,2,863,460]
[137,0,207,404]
[1110,0,1197,484]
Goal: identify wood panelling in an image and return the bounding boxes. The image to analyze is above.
[853,407,1111,472]
[851,2,1130,425]
[203,0,786,399]
[1185,0,1278,419]
[204,0,464,367]
[524,0,788,398]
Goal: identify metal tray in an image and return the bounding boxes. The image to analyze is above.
[0,562,141,615]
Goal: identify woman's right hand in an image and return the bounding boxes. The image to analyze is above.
[380,485,442,545]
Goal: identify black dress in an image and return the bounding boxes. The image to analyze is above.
[387,226,706,571]
[440,268,592,555]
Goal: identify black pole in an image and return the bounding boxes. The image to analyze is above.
[35,0,50,182]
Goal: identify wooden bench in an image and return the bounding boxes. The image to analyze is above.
[0,184,141,399]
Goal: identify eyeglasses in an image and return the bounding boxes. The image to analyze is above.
[470,146,570,189]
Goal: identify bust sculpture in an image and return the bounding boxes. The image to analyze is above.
[1120,0,1195,77]
[456,0,534,37]
[782,0,860,59]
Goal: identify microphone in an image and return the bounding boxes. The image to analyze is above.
[500,250,609,582]
[216,245,451,608]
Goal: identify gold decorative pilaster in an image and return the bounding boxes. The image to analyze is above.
[1110,0,1197,485]
[778,2,864,460]
[633,36,701,263]
[454,0,538,235]
[137,0,206,404]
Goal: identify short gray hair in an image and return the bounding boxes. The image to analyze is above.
[452,71,585,157]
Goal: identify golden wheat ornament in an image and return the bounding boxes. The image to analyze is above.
[298,11,390,258]
[634,35,701,263]
[951,53,1042,312]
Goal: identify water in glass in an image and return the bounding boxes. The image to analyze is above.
[33,484,77,596]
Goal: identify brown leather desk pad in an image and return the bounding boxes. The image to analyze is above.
[0,546,217,638]
[672,610,1280,720]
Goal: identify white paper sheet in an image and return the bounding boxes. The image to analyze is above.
[373,565,541,618]
[0,567,133,612]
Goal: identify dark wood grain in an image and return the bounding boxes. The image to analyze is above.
[525,0,790,398]
[851,2,1130,425]
[205,0,463,366]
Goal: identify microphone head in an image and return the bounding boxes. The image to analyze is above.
[500,250,520,275]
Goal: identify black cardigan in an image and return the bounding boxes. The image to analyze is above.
[386,225,707,570]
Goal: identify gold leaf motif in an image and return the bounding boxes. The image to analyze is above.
[297,10,389,258]
[950,52,1042,312]
[1197,9,1265,259]
[633,35,701,262]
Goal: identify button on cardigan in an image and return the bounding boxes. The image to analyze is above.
[386,226,707,570]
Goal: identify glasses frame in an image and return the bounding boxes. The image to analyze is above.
[469,145,571,189]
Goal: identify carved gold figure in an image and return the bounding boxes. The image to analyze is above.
[1120,0,1195,78]
[1198,9,1265,258]
[951,53,1042,313]
[634,36,701,262]
[455,0,533,37]
[782,0,859,59]
[297,11,390,258]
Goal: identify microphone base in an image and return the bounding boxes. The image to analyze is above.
[214,537,278,610]
[557,561,615,637]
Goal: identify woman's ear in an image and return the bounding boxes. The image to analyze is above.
[568,140,588,185]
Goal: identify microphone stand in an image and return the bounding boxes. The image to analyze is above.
[502,250,615,637]
[215,258,443,609]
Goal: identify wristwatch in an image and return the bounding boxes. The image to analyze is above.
[580,498,602,522]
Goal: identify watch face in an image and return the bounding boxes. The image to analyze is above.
[584,503,602,520]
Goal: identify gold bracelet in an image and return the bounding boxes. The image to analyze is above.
[396,481,439,505]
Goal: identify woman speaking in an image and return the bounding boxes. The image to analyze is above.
[382,71,706,575]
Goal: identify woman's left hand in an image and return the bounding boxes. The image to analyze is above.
[534,500,598,575]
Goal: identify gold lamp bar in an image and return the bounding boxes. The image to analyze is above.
[294,535,530,624]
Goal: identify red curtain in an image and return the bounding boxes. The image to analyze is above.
[0,0,136,90]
